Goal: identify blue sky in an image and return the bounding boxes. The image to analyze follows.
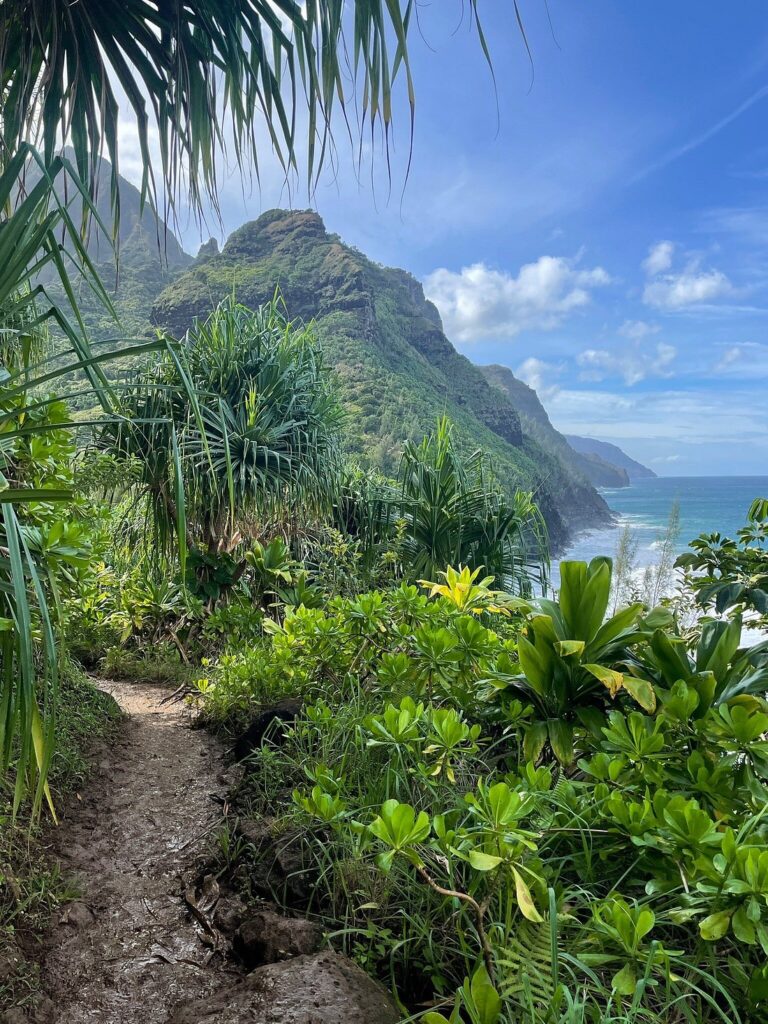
[122,2,768,476]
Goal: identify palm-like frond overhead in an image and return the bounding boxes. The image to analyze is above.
[0,0,509,223]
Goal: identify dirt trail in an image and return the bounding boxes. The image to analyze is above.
[39,680,234,1023]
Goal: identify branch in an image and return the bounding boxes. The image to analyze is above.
[416,864,495,983]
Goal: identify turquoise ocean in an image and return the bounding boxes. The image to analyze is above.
[560,476,768,569]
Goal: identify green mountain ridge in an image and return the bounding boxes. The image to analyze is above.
[479,364,631,489]
[565,435,657,481]
[149,209,613,549]
[38,149,191,339]
[42,147,621,550]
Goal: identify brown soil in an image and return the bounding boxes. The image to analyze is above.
[36,680,237,1023]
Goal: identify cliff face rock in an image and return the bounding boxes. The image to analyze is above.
[480,364,631,491]
[152,209,611,549]
[565,435,657,481]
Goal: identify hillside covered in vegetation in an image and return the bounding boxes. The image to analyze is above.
[566,434,658,482]
[7,5,768,1024]
[480,363,635,489]
[150,209,612,548]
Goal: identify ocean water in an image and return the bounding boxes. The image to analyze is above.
[559,476,768,571]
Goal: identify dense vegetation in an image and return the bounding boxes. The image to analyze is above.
[2,5,768,1023]
[182,508,768,1023]
[48,179,619,551]
[149,208,614,550]
[479,364,633,490]
[34,286,768,1020]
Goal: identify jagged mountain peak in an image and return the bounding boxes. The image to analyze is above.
[222,208,328,259]
[150,210,612,549]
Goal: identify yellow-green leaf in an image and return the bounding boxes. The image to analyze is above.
[700,910,731,941]
[554,639,585,658]
[584,663,624,697]
[512,866,543,923]
[623,677,657,713]
[612,963,636,995]
[468,850,503,872]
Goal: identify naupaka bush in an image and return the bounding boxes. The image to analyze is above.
[197,559,768,1023]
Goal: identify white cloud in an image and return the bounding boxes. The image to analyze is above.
[618,319,659,340]
[643,268,732,309]
[715,341,768,378]
[641,240,732,311]
[424,257,611,343]
[577,341,676,386]
[643,241,674,276]
[515,357,563,400]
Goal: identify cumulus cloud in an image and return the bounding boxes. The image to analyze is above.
[424,256,611,343]
[618,319,659,339]
[641,240,731,310]
[577,341,676,386]
[515,357,563,399]
[642,241,674,275]
[643,268,731,309]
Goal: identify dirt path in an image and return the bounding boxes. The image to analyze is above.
[39,680,235,1023]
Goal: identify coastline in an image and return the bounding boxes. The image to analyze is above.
[556,474,768,571]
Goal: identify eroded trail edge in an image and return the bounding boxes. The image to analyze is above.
[40,680,231,1024]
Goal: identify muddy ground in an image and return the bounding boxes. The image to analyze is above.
[32,680,237,1023]
[3,680,402,1024]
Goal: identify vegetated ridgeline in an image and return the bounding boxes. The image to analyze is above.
[15,681,398,1024]
[47,155,614,552]
[151,209,612,550]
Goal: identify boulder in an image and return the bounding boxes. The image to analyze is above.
[233,910,322,966]
[212,894,249,938]
[168,950,401,1024]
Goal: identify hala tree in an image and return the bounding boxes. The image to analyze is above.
[397,417,548,593]
[99,296,343,598]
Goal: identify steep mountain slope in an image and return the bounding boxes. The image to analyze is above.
[151,209,612,548]
[480,365,629,489]
[40,151,191,340]
[566,436,657,481]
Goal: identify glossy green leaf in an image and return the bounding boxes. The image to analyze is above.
[700,910,732,941]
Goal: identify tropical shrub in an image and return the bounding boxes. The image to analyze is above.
[677,497,768,623]
[395,417,548,593]
[98,295,344,597]
[491,557,668,765]
[198,555,768,1022]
